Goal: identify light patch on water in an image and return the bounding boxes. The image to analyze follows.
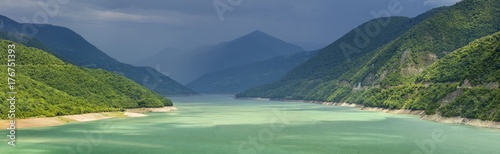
[144,98,400,128]
[17,137,166,148]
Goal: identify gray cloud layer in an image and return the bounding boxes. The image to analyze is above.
[0,0,460,62]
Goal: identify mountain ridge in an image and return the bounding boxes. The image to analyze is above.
[137,30,304,84]
[238,0,500,121]
[0,39,172,119]
[0,15,197,95]
[187,50,319,93]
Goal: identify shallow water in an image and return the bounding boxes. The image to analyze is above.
[1,95,500,154]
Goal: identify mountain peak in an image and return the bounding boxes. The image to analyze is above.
[238,30,272,40]
[231,30,300,49]
[249,30,266,35]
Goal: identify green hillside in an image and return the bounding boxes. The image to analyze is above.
[238,0,500,121]
[370,0,499,87]
[237,15,429,100]
[0,39,172,119]
[347,32,500,120]
[419,32,500,120]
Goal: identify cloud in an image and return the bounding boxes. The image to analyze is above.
[53,0,217,25]
[424,0,462,6]
[0,0,462,63]
[86,9,173,24]
[0,0,39,10]
[56,6,212,26]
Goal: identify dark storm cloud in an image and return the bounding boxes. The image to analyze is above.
[0,0,461,62]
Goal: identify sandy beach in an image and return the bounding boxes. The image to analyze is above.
[240,97,500,129]
[0,106,177,129]
[323,102,500,129]
[125,106,178,113]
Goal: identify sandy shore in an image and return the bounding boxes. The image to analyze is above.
[359,106,425,115]
[316,101,500,129]
[240,97,500,129]
[421,114,500,129]
[322,102,500,129]
[125,106,178,113]
[0,106,177,129]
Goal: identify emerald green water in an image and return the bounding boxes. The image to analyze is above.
[2,95,500,154]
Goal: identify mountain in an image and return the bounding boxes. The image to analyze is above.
[418,31,500,120]
[137,30,304,84]
[237,15,422,99]
[0,15,197,96]
[0,39,172,119]
[238,0,500,121]
[135,46,208,84]
[293,42,327,51]
[187,50,319,94]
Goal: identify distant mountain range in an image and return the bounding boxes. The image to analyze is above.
[0,15,197,96]
[238,0,500,121]
[137,30,304,84]
[187,50,319,94]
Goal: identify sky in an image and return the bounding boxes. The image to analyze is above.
[0,0,461,63]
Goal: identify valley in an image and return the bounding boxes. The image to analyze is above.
[0,0,499,153]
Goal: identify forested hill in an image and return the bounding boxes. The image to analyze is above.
[280,6,448,82]
[0,39,172,119]
[417,32,500,120]
[348,32,500,121]
[238,0,500,121]
[0,15,197,96]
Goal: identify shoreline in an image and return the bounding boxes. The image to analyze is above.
[0,106,177,129]
[239,97,500,129]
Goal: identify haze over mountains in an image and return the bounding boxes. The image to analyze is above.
[0,14,322,97]
[0,15,197,96]
[137,30,304,84]
[292,42,328,51]
[187,50,320,94]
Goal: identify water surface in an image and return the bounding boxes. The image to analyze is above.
[1,95,500,154]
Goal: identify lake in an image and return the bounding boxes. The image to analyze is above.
[2,95,500,154]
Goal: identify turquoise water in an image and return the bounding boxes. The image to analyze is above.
[1,95,500,154]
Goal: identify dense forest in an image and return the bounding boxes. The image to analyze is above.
[346,32,500,120]
[0,40,172,119]
[238,0,500,121]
